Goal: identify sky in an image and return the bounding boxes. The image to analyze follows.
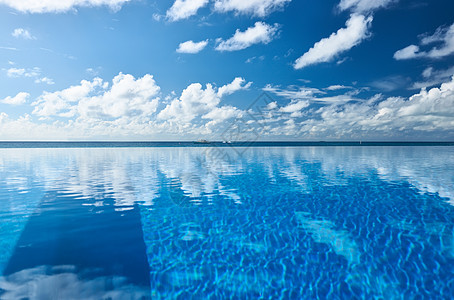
[0,0,453,141]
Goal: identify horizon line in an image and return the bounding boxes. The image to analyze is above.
[0,140,453,143]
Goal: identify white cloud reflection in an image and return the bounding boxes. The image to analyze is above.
[1,146,453,210]
[0,265,149,299]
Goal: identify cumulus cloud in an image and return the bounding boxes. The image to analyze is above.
[166,0,209,21]
[78,73,160,120]
[176,40,208,54]
[294,14,372,69]
[0,0,131,13]
[32,78,105,118]
[158,83,218,123]
[215,22,279,52]
[2,73,453,140]
[213,0,291,17]
[202,105,243,123]
[396,77,454,120]
[12,28,35,40]
[158,77,251,124]
[0,75,255,140]
[1,92,29,105]
[394,23,454,60]
[338,0,396,13]
[32,73,160,121]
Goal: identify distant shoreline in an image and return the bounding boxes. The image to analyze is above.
[0,141,453,148]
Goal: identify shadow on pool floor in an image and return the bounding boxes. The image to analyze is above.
[1,191,151,299]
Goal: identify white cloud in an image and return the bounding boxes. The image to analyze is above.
[213,0,291,17]
[412,66,454,90]
[166,0,209,21]
[32,73,160,121]
[279,100,310,117]
[6,67,25,77]
[158,83,219,123]
[394,23,454,60]
[176,40,208,54]
[270,77,454,139]
[217,77,252,97]
[152,13,162,22]
[35,77,55,85]
[12,28,35,40]
[78,73,160,120]
[265,85,361,105]
[32,78,105,118]
[422,67,433,78]
[6,67,41,78]
[0,112,174,140]
[158,77,251,124]
[0,0,131,13]
[245,55,265,63]
[371,75,409,92]
[215,22,279,52]
[421,23,453,46]
[267,101,278,110]
[0,75,253,140]
[3,72,453,141]
[264,85,323,99]
[1,92,29,105]
[202,105,243,123]
[396,78,454,120]
[86,67,101,76]
[308,0,396,74]
[326,85,350,90]
[294,14,372,69]
[24,67,40,77]
[0,46,18,51]
[338,0,396,13]
[5,67,55,85]
[393,45,420,60]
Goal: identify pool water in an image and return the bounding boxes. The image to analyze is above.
[0,146,453,299]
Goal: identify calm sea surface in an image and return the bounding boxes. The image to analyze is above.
[0,145,453,299]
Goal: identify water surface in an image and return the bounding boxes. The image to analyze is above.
[0,146,453,298]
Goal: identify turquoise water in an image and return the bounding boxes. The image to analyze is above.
[0,146,453,298]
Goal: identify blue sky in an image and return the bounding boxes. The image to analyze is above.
[0,0,453,141]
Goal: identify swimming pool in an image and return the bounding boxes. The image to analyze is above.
[1,146,453,298]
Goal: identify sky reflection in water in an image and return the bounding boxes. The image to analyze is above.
[0,146,453,298]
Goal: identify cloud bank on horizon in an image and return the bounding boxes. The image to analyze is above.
[0,0,453,140]
[1,72,453,141]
